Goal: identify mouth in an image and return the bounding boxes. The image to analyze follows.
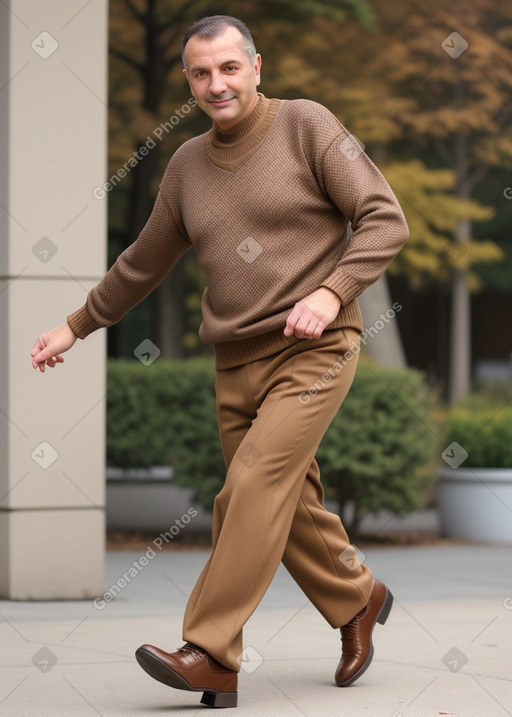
[208,97,235,107]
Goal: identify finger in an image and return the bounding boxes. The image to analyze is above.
[43,354,65,369]
[34,345,61,365]
[30,339,45,358]
[302,324,317,339]
[293,316,313,339]
[304,317,326,339]
[283,322,295,337]
[284,306,301,337]
[32,354,44,369]
[32,351,51,369]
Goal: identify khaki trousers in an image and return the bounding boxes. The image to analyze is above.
[183,328,374,671]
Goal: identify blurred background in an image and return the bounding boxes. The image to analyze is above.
[99,0,512,545]
[105,0,512,393]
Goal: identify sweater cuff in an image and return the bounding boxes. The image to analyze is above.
[321,269,365,306]
[67,305,101,340]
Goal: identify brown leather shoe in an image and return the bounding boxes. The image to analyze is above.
[335,578,393,687]
[135,643,238,708]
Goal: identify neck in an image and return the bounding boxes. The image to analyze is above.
[205,93,281,172]
[212,93,269,145]
[214,93,260,134]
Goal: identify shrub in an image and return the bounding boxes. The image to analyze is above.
[107,358,225,508]
[471,379,512,405]
[444,404,512,468]
[316,363,438,537]
[106,358,438,536]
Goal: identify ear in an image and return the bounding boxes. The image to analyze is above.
[254,54,262,86]
[183,68,194,95]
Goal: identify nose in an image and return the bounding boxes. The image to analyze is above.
[209,71,228,96]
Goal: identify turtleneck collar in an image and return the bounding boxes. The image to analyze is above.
[212,93,269,144]
[205,93,281,172]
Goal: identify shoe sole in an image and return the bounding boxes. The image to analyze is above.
[336,587,394,687]
[135,647,194,691]
[135,647,238,708]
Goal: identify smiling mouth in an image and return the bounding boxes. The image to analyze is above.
[209,97,235,106]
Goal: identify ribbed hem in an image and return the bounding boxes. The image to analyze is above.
[213,300,363,370]
[68,297,362,366]
[67,305,100,340]
[321,269,366,307]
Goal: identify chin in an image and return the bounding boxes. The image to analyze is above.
[214,111,239,126]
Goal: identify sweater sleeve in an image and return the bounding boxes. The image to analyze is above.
[67,184,191,339]
[304,106,408,306]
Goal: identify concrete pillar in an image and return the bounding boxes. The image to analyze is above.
[0,0,108,598]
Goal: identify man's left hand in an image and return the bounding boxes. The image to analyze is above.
[284,287,341,340]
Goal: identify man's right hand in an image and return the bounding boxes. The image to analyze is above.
[31,323,77,373]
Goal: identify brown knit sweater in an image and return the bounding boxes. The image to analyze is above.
[68,94,408,369]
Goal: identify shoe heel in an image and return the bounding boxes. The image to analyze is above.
[201,690,238,708]
[376,589,394,625]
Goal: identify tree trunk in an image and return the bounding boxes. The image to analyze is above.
[345,136,406,369]
[449,256,471,404]
[449,122,472,404]
[154,256,187,358]
[347,211,406,368]
[358,275,406,368]
[118,0,187,357]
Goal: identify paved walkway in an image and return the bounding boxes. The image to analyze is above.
[1,543,512,716]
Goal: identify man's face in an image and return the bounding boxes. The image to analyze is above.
[183,26,262,131]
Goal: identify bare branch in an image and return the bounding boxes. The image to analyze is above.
[164,54,181,73]
[433,137,454,167]
[156,17,179,36]
[467,164,489,192]
[154,0,208,36]
[119,0,145,23]
[110,47,144,75]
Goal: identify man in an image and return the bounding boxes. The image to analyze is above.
[31,15,408,710]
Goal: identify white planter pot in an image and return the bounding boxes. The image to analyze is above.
[438,468,512,543]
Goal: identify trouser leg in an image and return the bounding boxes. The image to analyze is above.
[281,456,372,628]
[183,329,372,671]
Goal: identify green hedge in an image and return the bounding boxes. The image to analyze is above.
[107,358,224,511]
[444,403,512,468]
[106,357,438,535]
[316,362,438,535]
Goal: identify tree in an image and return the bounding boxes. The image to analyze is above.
[382,161,500,289]
[357,160,500,369]
[272,2,510,397]
[365,1,512,401]
[108,0,209,358]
